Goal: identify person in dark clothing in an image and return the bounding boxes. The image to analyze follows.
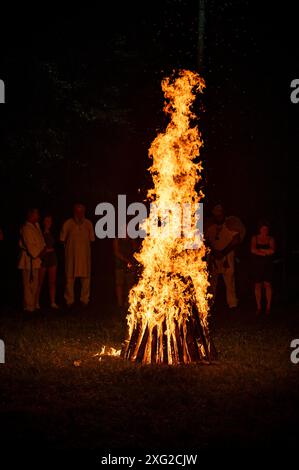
[251,220,275,315]
[36,215,58,309]
[113,228,138,310]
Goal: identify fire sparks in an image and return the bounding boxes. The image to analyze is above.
[97,346,122,358]
[122,70,215,365]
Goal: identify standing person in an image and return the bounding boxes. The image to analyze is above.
[18,208,46,312]
[60,203,95,308]
[113,228,138,310]
[206,204,245,310]
[36,214,58,309]
[251,220,275,315]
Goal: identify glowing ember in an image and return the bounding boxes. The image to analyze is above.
[122,70,216,365]
[97,346,122,358]
[93,347,121,361]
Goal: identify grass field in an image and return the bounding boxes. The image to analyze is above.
[0,301,299,457]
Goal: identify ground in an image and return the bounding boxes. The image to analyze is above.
[0,300,298,459]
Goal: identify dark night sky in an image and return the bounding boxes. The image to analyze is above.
[0,1,298,248]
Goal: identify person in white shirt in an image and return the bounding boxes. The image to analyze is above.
[206,205,245,309]
[18,208,48,312]
[60,203,95,307]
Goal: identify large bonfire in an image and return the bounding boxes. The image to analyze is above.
[122,70,216,365]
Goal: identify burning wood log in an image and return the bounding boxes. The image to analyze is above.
[122,70,216,365]
[122,275,216,364]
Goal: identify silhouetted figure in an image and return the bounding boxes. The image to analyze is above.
[206,204,245,310]
[36,215,58,309]
[18,209,47,312]
[251,220,275,315]
[60,203,95,307]
[113,229,138,310]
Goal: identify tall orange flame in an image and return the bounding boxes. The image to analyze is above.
[122,70,215,365]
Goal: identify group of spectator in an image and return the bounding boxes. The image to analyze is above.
[18,203,95,312]
[0,203,276,316]
[206,204,276,314]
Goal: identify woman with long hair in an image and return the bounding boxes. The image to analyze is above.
[36,214,58,309]
[251,220,275,315]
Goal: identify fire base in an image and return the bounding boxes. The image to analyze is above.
[122,276,217,365]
